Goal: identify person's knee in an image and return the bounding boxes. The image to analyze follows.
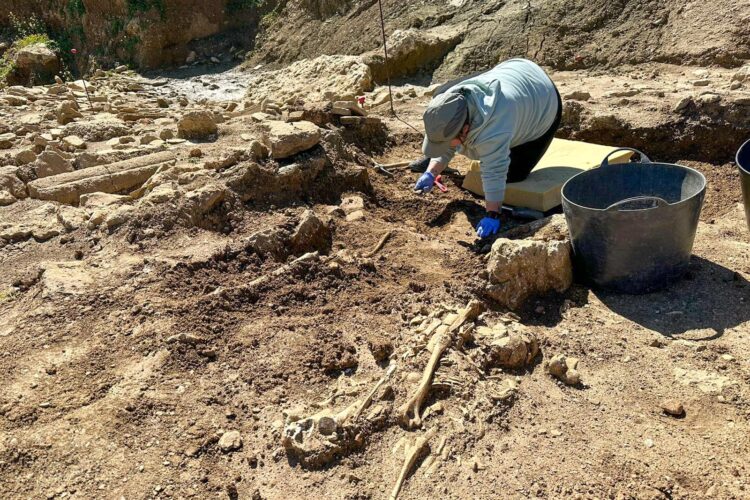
[506,171,529,183]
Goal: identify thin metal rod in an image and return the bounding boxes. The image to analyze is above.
[376,0,421,135]
[80,77,94,110]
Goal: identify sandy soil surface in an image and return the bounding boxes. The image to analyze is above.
[1,60,749,500]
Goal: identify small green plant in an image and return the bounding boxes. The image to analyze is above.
[260,10,279,29]
[0,289,17,303]
[8,13,47,39]
[0,59,15,89]
[109,18,125,36]
[123,35,141,56]
[66,0,86,18]
[14,33,53,50]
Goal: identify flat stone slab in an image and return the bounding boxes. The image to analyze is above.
[462,138,632,212]
[28,150,177,205]
[260,120,321,159]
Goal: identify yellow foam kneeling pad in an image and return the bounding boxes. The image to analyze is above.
[462,138,632,212]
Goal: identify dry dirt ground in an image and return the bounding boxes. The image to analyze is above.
[0,61,749,500]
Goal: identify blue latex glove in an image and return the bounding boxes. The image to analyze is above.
[476,216,501,238]
[414,171,435,194]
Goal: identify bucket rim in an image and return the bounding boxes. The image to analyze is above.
[561,160,707,212]
[737,138,750,176]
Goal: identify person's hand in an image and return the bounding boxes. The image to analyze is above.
[476,213,501,238]
[414,171,435,194]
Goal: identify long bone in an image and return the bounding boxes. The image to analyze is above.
[399,300,483,429]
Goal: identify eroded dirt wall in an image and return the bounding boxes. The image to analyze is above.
[250,0,750,79]
[1,0,281,69]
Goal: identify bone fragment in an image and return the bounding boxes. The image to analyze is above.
[389,428,436,500]
[350,364,396,422]
[399,300,483,428]
[363,230,393,258]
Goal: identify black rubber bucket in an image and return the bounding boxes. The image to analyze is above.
[737,139,750,231]
[561,148,706,293]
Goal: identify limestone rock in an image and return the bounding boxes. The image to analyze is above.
[362,28,463,83]
[141,181,179,205]
[2,95,29,106]
[15,149,37,166]
[290,210,331,255]
[62,135,86,151]
[246,228,290,261]
[674,96,693,113]
[244,54,373,104]
[546,354,581,386]
[29,150,176,204]
[219,431,242,452]
[182,183,227,223]
[0,190,15,206]
[485,235,573,310]
[56,205,87,231]
[56,101,82,125]
[104,205,136,230]
[177,111,218,140]
[62,120,131,142]
[485,327,540,370]
[339,195,364,215]
[0,203,65,243]
[731,66,749,83]
[35,151,74,178]
[13,43,61,85]
[80,192,128,208]
[0,166,27,199]
[248,140,269,161]
[260,120,321,159]
[0,132,16,149]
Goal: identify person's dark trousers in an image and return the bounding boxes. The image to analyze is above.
[506,85,563,183]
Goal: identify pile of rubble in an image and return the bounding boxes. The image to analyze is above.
[0,67,390,247]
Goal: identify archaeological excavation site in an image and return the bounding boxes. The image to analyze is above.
[1,1,749,498]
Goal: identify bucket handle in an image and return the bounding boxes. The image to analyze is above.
[605,196,669,212]
[600,148,652,168]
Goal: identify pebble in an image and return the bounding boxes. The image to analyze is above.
[661,399,685,417]
[218,430,242,452]
[673,97,692,112]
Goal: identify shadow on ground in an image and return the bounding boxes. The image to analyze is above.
[593,256,750,340]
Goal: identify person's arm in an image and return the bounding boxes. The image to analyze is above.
[477,134,512,211]
[415,148,456,193]
[426,159,446,176]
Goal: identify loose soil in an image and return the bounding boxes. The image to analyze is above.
[1,36,749,500]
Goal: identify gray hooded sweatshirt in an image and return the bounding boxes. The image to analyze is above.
[436,58,558,203]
